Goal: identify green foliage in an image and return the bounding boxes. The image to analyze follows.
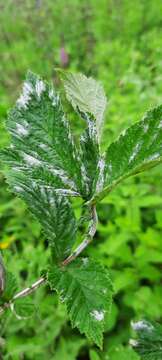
[0,271,17,304]
[93,106,162,202]
[53,337,86,360]
[47,258,113,348]
[107,345,140,360]
[130,320,162,359]
[1,0,162,358]
[13,298,35,319]
[60,70,107,139]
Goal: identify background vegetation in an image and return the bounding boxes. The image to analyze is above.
[0,1,162,359]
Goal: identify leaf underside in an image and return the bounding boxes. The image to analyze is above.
[47,258,113,348]
[59,70,107,140]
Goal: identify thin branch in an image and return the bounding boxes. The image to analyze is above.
[13,277,45,300]
[0,277,45,316]
[62,204,98,266]
[0,205,97,316]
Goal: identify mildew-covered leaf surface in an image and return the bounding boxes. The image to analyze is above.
[1,71,87,198]
[47,258,113,348]
[130,320,162,359]
[92,106,162,202]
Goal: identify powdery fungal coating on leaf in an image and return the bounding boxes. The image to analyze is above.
[16,123,29,137]
[47,259,113,348]
[22,153,41,166]
[35,79,46,99]
[158,120,162,128]
[17,81,33,109]
[129,339,139,347]
[92,104,162,203]
[96,157,105,193]
[131,320,153,332]
[146,153,160,162]
[129,143,141,163]
[90,310,105,321]
[143,123,149,133]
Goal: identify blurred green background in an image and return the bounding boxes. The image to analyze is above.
[0,0,162,359]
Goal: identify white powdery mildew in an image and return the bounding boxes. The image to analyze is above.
[35,79,46,99]
[14,186,23,192]
[17,81,33,109]
[158,120,162,129]
[81,163,89,193]
[49,167,76,190]
[129,339,139,347]
[143,123,149,133]
[23,153,41,166]
[12,166,21,172]
[96,157,105,193]
[49,88,59,106]
[16,123,29,136]
[39,143,48,150]
[54,189,80,197]
[131,320,153,332]
[88,118,97,140]
[129,143,141,163]
[90,310,105,321]
[147,153,160,162]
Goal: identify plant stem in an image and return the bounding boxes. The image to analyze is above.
[0,277,45,316]
[0,205,97,315]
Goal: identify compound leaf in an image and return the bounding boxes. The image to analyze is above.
[47,258,113,348]
[93,106,162,202]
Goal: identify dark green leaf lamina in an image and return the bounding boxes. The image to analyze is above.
[0,72,81,260]
[130,320,162,360]
[93,106,162,202]
[1,71,86,197]
[47,258,113,348]
[59,71,102,198]
[79,111,100,198]
[4,174,77,261]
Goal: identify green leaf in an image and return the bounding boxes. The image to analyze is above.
[93,106,162,202]
[0,253,5,294]
[107,345,140,360]
[4,174,77,262]
[130,320,162,360]
[1,71,86,198]
[79,111,100,198]
[53,337,85,360]
[59,70,107,139]
[0,271,18,304]
[13,297,35,319]
[89,349,101,360]
[47,258,113,349]
[0,71,84,261]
